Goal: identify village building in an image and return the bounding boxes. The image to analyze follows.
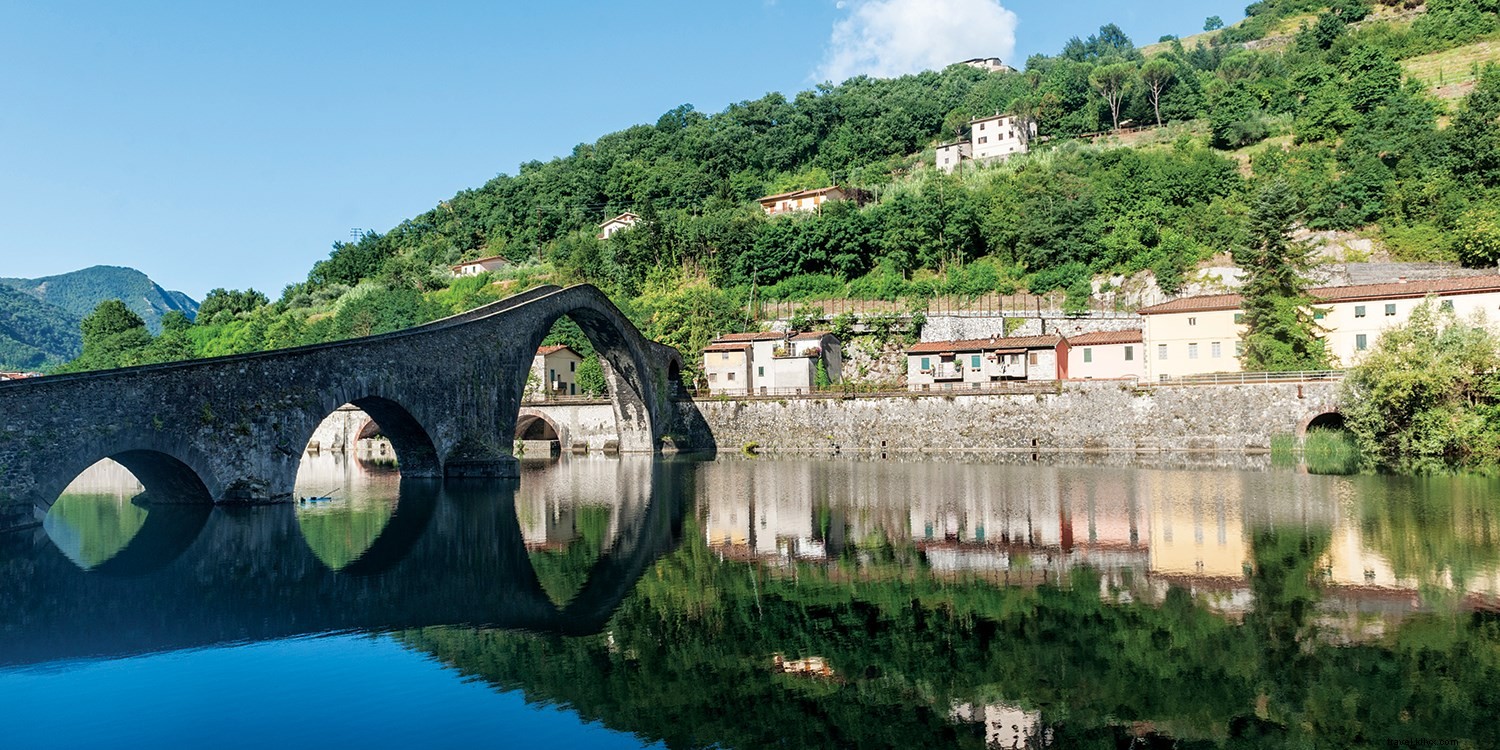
[529,344,584,399]
[449,255,511,277]
[957,57,1016,74]
[1138,274,1500,379]
[0,372,42,381]
[702,331,843,395]
[756,186,846,217]
[596,212,639,239]
[905,335,1068,391]
[1065,329,1145,380]
[969,113,1029,162]
[935,141,971,174]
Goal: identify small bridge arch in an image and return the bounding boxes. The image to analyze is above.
[1301,410,1347,435]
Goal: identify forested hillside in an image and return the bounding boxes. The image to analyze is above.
[0,285,80,370]
[0,266,197,334]
[54,0,1500,381]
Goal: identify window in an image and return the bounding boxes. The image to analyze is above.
[979,122,986,130]
[1083,348,1093,363]
[1188,343,1199,359]
[709,372,717,381]
[549,368,555,380]
[757,366,764,376]
[1158,344,1168,360]
[1313,310,1325,320]
[920,357,930,370]
[1234,313,1244,324]
[1124,346,1134,361]
[1188,317,1197,326]
[1355,305,1366,318]
[1385,303,1397,316]
[1211,341,1222,358]
[1356,334,1368,351]
[570,361,576,372]
[1028,352,1038,366]
[978,136,988,144]
[1441,299,1454,311]
[971,355,981,368]
[721,352,729,361]
[727,372,735,381]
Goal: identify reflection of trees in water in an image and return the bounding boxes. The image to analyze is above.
[396,516,1500,749]
[44,493,149,569]
[296,496,399,571]
[1356,474,1500,598]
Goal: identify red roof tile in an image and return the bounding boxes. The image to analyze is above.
[1137,294,1243,315]
[536,345,577,357]
[1138,275,1500,315]
[907,335,1062,354]
[711,331,786,343]
[1067,329,1143,346]
[791,330,833,341]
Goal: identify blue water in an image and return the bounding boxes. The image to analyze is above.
[0,635,658,749]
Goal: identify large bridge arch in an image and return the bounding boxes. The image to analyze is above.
[28,440,220,524]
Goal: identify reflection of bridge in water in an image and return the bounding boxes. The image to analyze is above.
[0,459,694,668]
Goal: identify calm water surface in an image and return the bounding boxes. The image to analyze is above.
[4,452,1499,748]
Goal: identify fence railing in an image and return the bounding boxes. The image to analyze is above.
[1149,370,1346,387]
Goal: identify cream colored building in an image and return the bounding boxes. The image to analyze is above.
[449,255,511,277]
[1065,329,1144,380]
[970,113,1028,162]
[756,186,846,216]
[1140,276,1500,378]
[596,212,639,239]
[957,57,1016,74]
[906,335,1067,391]
[935,141,971,173]
[529,345,584,399]
[1138,294,1246,381]
[1314,276,1500,366]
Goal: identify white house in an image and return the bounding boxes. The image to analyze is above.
[450,255,511,277]
[957,57,1016,74]
[529,344,584,399]
[969,113,1029,163]
[936,141,972,174]
[906,335,1067,391]
[597,212,639,239]
[702,331,843,395]
[1066,330,1145,380]
[756,187,846,216]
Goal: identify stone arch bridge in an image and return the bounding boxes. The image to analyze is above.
[0,284,713,532]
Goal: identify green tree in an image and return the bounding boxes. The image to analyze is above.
[1238,180,1329,371]
[1207,79,1265,149]
[1204,15,1224,31]
[61,299,153,372]
[1139,58,1176,127]
[1090,62,1135,131]
[1342,300,1500,461]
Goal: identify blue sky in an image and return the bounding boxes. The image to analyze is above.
[0,1,1247,299]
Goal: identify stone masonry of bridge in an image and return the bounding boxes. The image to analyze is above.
[0,285,708,533]
[523,379,1342,457]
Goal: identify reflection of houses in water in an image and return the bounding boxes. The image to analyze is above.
[515,457,647,551]
[952,702,1048,749]
[60,459,144,496]
[696,459,1500,617]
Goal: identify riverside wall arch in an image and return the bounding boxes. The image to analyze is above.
[0,284,707,532]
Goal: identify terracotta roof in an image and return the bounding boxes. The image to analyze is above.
[702,342,751,353]
[907,335,1062,354]
[536,345,578,357]
[1067,329,1143,346]
[1137,294,1243,315]
[756,186,844,203]
[1138,275,1500,315]
[790,330,833,341]
[1311,275,1500,302]
[711,331,786,343]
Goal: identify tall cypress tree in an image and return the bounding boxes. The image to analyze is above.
[1239,179,1329,371]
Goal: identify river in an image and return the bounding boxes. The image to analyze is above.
[2,452,1496,748]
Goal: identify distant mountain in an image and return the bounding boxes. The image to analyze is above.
[0,284,81,371]
[0,266,198,334]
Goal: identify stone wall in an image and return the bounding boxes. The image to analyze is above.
[921,312,1142,343]
[690,380,1341,456]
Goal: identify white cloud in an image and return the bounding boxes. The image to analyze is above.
[815,0,1018,83]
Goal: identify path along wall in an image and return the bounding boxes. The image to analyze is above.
[688,380,1341,455]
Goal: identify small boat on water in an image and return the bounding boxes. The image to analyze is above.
[298,495,335,504]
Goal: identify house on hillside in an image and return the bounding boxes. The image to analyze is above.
[529,345,584,399]
[702,331,843,395]
[970,113,1029,163]
[936,141,972,174]
[597,212,639,239]
[1066,330,1145,380]
[958,57,1016,74]
[450,255,511,277]
[906,335,1067,391]
[757,187,846,216]
[0,372,41,381]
